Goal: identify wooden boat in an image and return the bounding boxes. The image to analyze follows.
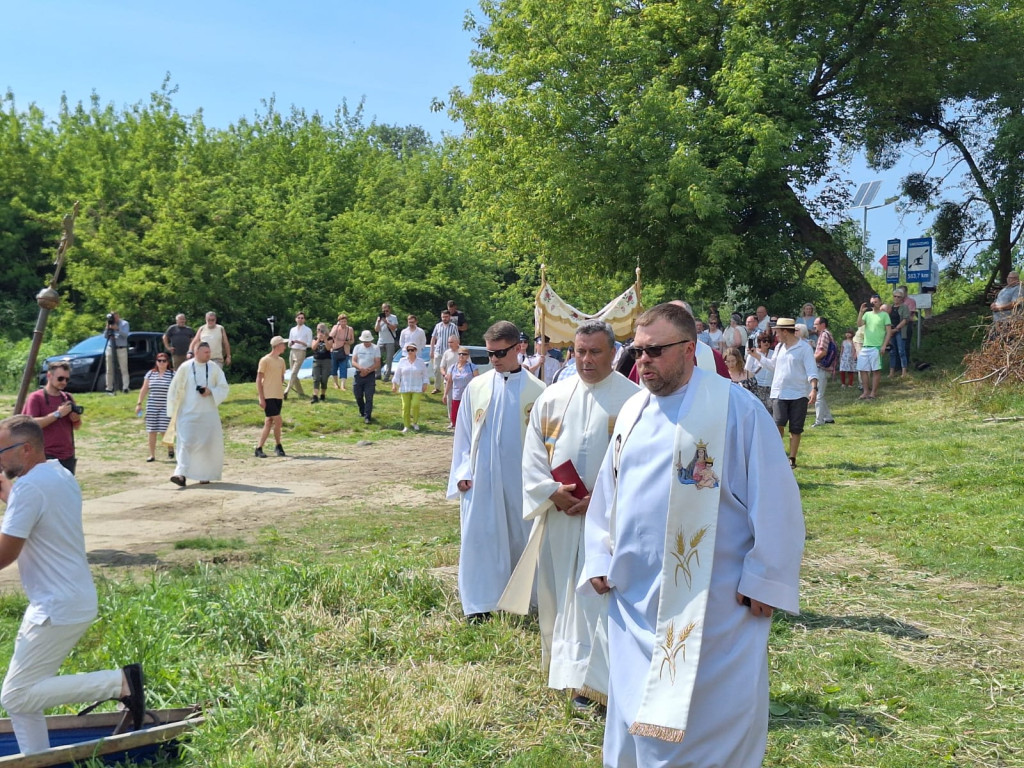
[0,707,203,768]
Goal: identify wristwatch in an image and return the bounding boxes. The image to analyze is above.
[52,410,61,419]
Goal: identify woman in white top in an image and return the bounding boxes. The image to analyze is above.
[391,344,430,433]
[706,316,724,351]
[720,312,748,353]
[744,335,775,411]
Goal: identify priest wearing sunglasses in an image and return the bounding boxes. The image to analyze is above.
[20,362,82,475]
[447,321,546,624]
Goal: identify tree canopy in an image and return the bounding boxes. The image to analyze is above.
[451,0,1021,309]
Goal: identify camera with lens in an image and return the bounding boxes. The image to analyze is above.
[316,340,327,354]
[196,386,207,395]
[378,312,387,320]
[70,404,85,415]
[105,312,118,337]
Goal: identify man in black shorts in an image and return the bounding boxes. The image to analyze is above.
[255,336,288,458]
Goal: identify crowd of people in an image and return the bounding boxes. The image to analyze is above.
[5,282,984,763]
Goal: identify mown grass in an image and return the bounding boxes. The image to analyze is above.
[1,304,1023,766]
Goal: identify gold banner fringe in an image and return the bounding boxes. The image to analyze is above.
[628,721,685,743]
[577,685,608,707]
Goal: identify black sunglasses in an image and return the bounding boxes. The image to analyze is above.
[55,375,69,382]
[486,343,518,359]
[629,339,693,360]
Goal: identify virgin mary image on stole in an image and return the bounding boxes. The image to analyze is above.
[676,440,719,489]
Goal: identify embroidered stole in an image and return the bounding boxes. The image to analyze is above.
[610,370,731,742]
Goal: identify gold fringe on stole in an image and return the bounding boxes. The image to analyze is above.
[628,721,685,743]
[577,685,608,707]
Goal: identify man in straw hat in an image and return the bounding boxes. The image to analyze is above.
[580,302,803,767]
[748,317,819,468]
[351,330,382,424]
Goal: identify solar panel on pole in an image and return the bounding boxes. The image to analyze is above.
[851,180,882,208]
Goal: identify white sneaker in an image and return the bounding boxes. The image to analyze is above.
[401,427,409,433]
[412,424,420,431]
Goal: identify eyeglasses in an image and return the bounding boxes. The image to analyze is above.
[54,375,69,382]
[458,352,469,356]
[629,339,694,360]
[758,339,771,345]
[486,343,518,359]
[0,442,26,457]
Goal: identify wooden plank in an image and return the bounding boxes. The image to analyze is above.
[0,710,203,768]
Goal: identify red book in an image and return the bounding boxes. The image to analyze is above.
[551,460,589,500]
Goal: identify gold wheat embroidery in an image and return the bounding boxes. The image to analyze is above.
[671,526,708,589]
[658,619,698,683]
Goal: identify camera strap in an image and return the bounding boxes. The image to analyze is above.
[192,362,209,389]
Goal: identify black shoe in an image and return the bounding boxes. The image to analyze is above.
[121,663,146,731]
[168,449,174,459]
[274,444,286,457]
[283,392,289,401]
[364,417,371,424]
[466,612,493,625]
[170,475,186,487]
[310,395,319,404]
[105,389,115,396]
[571,694,596,711]
[824,419,835,424]
[319,394,327,402]
[255,447,267,458]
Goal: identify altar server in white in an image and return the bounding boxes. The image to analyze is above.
[581,302,804,768]
[447,321,545,623]
[503,320,638,706]
[166,342,230,488]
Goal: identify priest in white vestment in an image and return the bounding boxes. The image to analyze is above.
[580,303,804,768]
[166,342,229,487]
[447,322,545,622]
[505,320,638,706]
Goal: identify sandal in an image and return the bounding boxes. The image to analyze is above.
[146,457,155,463]
[170,475,186,487]
[789,456,797,469]
[121,663,146,731]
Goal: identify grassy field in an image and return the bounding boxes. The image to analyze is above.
[2,309,1024,767]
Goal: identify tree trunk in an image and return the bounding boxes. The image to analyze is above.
[782,183,875,307]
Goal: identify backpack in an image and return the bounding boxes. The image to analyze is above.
[820,335,838,369]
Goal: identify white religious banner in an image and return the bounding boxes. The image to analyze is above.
[534,266,642,345]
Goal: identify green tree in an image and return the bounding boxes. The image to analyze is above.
[858,0,1024,283]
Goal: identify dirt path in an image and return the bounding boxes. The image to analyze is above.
[0,432,455,591]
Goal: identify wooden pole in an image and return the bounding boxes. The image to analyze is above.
[14,202,79,415]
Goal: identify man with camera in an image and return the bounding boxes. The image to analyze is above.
[21,362,83,475]
[166,342,229,488]
[104,312,130,394]
[375,303,399,381]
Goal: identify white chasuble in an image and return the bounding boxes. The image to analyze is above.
[166,360,229,482]
[447,369,545,616]
[503,371,639,696]
[581,369,805,768]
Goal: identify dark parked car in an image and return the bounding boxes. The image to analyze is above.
[38,332,165,392]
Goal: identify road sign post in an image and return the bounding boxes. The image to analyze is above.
[906,237,933,282]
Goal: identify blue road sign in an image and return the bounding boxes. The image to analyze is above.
[886,239,901,284]
[906,237,932,282]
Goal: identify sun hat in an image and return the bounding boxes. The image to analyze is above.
[359,330,374,342]
[773,317,797,330]
[405,343,419,352]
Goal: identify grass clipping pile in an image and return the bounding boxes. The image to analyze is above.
[960,311,1024,386]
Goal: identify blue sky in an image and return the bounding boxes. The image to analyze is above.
[3,0,931,268]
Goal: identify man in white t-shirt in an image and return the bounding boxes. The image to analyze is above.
[748,318,818,468]
[0,416,145,755]
[375,303,399,381]
[284,312,313,399]
[351,330,382,424]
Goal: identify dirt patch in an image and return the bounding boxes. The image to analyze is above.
[0,430,455,591]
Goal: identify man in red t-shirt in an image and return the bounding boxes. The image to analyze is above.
[21,362,82,475]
